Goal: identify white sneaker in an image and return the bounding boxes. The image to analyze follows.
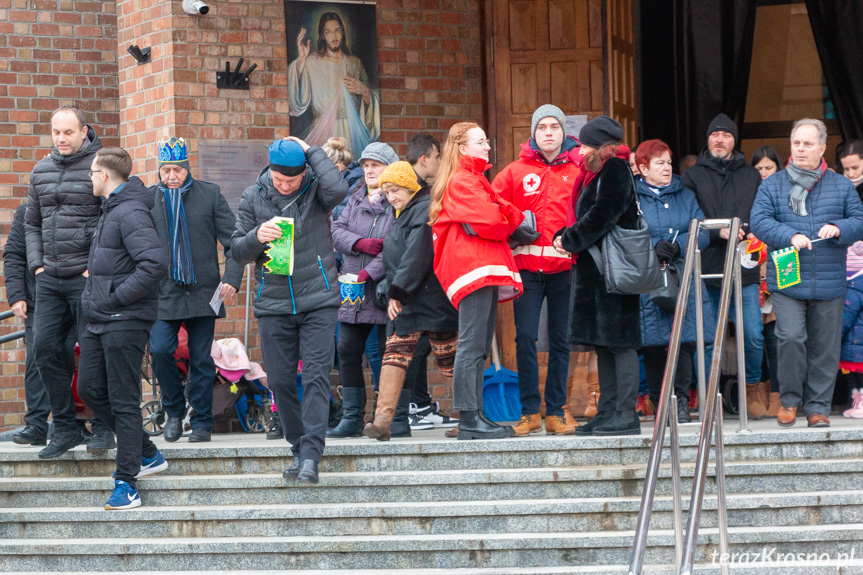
[408,403,435,430]
[411,401,459,428]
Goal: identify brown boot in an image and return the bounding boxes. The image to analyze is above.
[766,391,781,418]
[745,383,768,420]
[363,365,407,441]
[777,405,797,427]
[562,377,578,426]
[585,378,600,420]
[758,380,771,409]
[545,414,576,435]
[512,413,542,436]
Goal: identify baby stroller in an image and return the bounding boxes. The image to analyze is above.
[140,329,271,435]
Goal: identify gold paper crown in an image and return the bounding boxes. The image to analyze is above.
[379,161,421,193]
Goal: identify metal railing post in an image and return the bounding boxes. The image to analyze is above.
[733,244,749,433]
[628,218,700,575]
[714,391,730,575]
[678,217,741,575]
[669,394,684,568]
[694,249,707,421]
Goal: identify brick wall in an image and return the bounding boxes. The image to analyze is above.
[0,0,486,430]
[0,0,120,429]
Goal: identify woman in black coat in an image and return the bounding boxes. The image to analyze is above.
[363,162,459,441]
[553,116,641,436]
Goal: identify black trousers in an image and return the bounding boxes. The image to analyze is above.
[259,308,337,463]
[404,334,432,403]
[642,343,695,407]
[595,346,639,413]
[337,322,385,389]
[32,273,86,433]
[23,314,51,434]
[77,328,157,488]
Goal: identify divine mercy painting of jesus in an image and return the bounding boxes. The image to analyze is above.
[284,0,380,156]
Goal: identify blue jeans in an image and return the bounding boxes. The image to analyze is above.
[149,316,217,430]
[707,284,764,384]
[512,270,571,416]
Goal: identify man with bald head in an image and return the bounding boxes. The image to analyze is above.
[25,106,113,459]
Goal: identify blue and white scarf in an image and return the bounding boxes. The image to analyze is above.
[159,176,196,286]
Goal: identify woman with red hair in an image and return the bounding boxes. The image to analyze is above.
[633,139,716,423]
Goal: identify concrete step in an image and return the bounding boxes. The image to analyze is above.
[3,426,863,478]
[3,490,862,540]
[3,458,861,508]
[3,524,863,571]
[24,567,863,575]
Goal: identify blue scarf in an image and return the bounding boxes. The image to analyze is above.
[159,176,196,285]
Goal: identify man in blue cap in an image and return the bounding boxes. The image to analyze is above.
[148,137,244,443]
[232,135,349,484]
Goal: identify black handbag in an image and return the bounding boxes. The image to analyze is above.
[649,264,680,314]
[372,278,389,310]
[586,174,664,295]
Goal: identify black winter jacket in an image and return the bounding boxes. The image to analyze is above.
[383,188,458,336]
[81,177,167,333]
[25,128,103,278]
[231,146,349,317]
[4,205,34,310]
[681,148,762,286]
[151,179,244,321]
[557,157,641,348]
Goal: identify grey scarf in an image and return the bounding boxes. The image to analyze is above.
[786,159,825,216]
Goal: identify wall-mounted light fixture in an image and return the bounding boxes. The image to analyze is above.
[216,58,257,90]
[127,44,151,65]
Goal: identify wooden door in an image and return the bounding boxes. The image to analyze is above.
[605,0,638,145]
[489,0,605,170]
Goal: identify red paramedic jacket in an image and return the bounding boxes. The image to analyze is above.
[432,155,524,310]
[492,136,581,274]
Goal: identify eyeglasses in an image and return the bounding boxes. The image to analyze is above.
[87,169,104,177]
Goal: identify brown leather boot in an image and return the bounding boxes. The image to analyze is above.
[758,380,771,410]
[746,383,768,420]
[512,413,542,436]
[363,365,407,441]
[545,414,576,435]
[562,376,578,426]
[585,378,600,420]
[766,391,780,417]
[777,405,797,427]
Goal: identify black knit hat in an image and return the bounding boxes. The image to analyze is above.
[706,113,738,143]
[578,115,624,147]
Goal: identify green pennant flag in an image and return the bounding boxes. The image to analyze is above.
[771,246,801,289]
[264,217,295,276]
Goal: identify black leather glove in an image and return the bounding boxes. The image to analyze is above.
[655,239,681,264]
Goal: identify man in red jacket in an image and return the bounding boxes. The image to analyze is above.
[493,104,581,436]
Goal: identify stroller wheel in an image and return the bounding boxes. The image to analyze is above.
[142,400,165,436]
[244,402,267,433]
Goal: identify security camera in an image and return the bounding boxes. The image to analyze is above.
[182,0,209,15]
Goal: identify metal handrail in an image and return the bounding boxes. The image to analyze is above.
[629,217,744,575]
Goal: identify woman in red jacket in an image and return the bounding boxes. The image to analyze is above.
[429,122,524,440]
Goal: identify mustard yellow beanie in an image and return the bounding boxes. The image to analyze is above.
[379,161,421,193]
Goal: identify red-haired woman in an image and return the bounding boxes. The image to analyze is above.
[429,122,524,440]
[553,116,641,436]
[634,139,715,424]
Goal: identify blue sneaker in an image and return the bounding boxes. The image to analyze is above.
[104,480,141,510]
[138,450,168,477]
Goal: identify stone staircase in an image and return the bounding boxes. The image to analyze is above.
[3,422,863,573]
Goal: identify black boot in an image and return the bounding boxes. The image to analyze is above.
[267,411,283,440]
[296,459,319,484]
[86,427,117,451]
[593,410,641,436]
[389,390,413,438]
[478,409,515,437]
[163,416,182,443]
[12,426,47,446]
[326,387,366,438]
[457,409,511,440]
[677,395,692,424]
[574,410,613,436]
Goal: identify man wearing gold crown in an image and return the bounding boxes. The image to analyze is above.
[148,137,244,443]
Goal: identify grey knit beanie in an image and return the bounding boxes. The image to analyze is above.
[359,142,399,166]
[531,104,567,138]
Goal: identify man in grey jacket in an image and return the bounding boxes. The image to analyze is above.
[149,137,244,443]
[232,136,348,484]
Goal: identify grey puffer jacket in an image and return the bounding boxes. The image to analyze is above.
[231,146,349,317]
[331,180,394,325]
[25,127,103,277]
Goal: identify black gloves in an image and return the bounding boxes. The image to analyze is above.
[655,239,681,264]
